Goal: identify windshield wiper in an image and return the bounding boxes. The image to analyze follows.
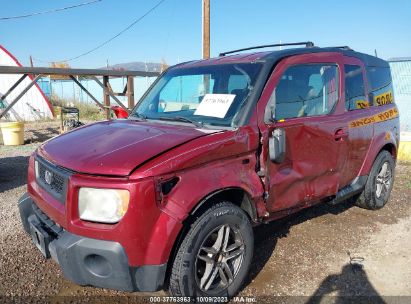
[129,112,147,121]
[158,116,205,128]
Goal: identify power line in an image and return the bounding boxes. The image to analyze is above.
[34,0,167,64]
[162,0,177,60]
[0,0,102,21]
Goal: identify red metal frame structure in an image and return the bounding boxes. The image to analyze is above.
[0,65,160,120]
[0,45,54,119]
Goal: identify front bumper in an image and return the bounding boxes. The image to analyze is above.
[18,193,166,292]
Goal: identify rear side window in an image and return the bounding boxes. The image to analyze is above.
[366,66,394,106]
[344,65,367,110]
[273,64,339,120]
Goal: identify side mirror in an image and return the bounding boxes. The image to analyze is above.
[269,128,286,163]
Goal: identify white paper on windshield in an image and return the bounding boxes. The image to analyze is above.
[194,94,235,118]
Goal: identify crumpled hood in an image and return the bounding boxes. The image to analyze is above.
[38,120,215,176]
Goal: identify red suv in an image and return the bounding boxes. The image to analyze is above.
[19,42,399,297]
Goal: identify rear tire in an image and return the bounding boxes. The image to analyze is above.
[356,150,395,210]
[169,201,253,298]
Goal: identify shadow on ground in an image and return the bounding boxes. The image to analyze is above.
[243,199,357,290]
[0,156,29,193]
[307,263,385,303]
[25,127,59,144]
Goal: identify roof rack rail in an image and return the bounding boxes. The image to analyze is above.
[328,46,353,51]
[219,41,315,57]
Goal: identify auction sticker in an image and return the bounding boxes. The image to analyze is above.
[194,94,235,118]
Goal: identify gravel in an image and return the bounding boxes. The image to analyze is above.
[1,121,410,302]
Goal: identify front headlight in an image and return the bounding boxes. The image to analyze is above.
[78,187,130,224]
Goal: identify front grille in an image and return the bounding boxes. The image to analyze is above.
[35,156,71,203]
[38,162,65,194]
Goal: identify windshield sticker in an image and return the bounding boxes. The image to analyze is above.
[194,94,235,118]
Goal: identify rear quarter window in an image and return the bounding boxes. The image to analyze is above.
[366,66,395,106]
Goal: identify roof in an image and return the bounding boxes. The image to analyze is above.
[175,46,389,69]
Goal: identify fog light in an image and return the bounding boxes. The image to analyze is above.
[84,254,112,277]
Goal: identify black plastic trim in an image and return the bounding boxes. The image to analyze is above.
[329,175,368,205]
[18,192,33,234]
[50,232,136,291]
[219,41,315,56]
[18,193,167,292]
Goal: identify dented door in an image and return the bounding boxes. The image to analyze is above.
[256,53,349,212]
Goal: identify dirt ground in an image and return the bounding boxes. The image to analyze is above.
[1,122,411,303]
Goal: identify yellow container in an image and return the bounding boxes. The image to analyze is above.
[0,121,24,146]
[398,132,411,161]
[398,141,411,161]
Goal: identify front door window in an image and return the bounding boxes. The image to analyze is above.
[274,64,339,120]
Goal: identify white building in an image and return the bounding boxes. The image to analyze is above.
[0,45,54,121]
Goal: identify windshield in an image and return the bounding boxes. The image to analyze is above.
[130,63,262,128]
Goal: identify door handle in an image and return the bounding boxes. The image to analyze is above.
[334,128,348,141]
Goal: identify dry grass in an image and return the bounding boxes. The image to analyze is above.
[50,94,106,121]
[1,98,107,146]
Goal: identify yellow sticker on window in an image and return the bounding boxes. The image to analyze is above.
[355,100,370,109]
[374,91,393,106]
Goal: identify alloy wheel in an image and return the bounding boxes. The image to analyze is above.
[375,161,392,198]
[195,224,245,293]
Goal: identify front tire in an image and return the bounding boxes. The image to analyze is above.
[356,150,395,210]
[169,201,253,298]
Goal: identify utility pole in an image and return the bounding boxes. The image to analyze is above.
[202,0,210,59]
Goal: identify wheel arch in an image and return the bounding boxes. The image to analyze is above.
[189,187,258,222]
[359,135,398,176]
[162,186,257,289]
[380,143,397,160]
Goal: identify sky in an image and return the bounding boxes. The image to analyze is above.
[1,0,411,68]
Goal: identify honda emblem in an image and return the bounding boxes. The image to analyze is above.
[44,170,53,185]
